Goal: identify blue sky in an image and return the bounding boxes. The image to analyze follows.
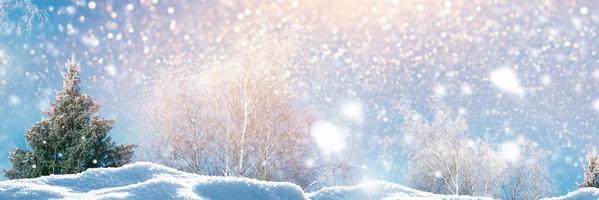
[1,0,599,196]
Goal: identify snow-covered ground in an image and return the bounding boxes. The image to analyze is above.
[542,187,599,200]
[0,162,305,200]
[0,162,596,200]
[307,181,492,200]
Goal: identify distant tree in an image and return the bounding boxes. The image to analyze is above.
[388,99,552,198]
[580,149,599,188]
[4,57,135,179]
[400,100,499,196]
[499,139,553,200]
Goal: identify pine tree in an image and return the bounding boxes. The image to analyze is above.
[580,149,599,188]
[4,57,135,179]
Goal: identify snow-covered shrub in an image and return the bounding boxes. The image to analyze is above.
[580,149,599,188]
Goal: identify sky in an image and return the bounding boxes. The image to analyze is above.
[1,0,599,196]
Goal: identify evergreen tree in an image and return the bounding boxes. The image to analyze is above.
[580,149,599,188]
[4,57,135,179]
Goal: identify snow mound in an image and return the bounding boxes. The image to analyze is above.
[307,181,492,200]
[0,162,306,200]
[2,162,585,200]
[542,187,599,200]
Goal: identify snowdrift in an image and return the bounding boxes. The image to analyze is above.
[0,162,596,200]
[308,181,492,200]
[0,162,306,200]
[542,187,599,200]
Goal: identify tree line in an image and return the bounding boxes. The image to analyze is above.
[4,55,599,198]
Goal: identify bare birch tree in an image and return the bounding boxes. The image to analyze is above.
[396,99,552,198]
[0,0,48,34]
[401,100,494,195]
[145,33,351,190]
[499,139,553,200]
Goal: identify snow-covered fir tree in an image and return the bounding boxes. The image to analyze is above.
[580,149,599,188]
[4,57,135,179]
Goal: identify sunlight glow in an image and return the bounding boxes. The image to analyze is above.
[310,121,348,156]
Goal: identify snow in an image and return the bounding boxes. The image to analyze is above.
[489,68,525,97]
[2,0,599,195]
[593,99,599,111]
[340,101,363,123]
[0,48,9,65]
[87,1,96,10]
[81,33,100,47]
[8,95,20,106]
[0,162,595,200]
[579,7,589,15]
[542,187,599,200]
[307,181,492,200]
[0,162,306,200]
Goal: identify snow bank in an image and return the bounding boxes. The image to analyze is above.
[1,162,589,200]
[307,181,492,200]
[542,187,599,200]
[0,162,306,200]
